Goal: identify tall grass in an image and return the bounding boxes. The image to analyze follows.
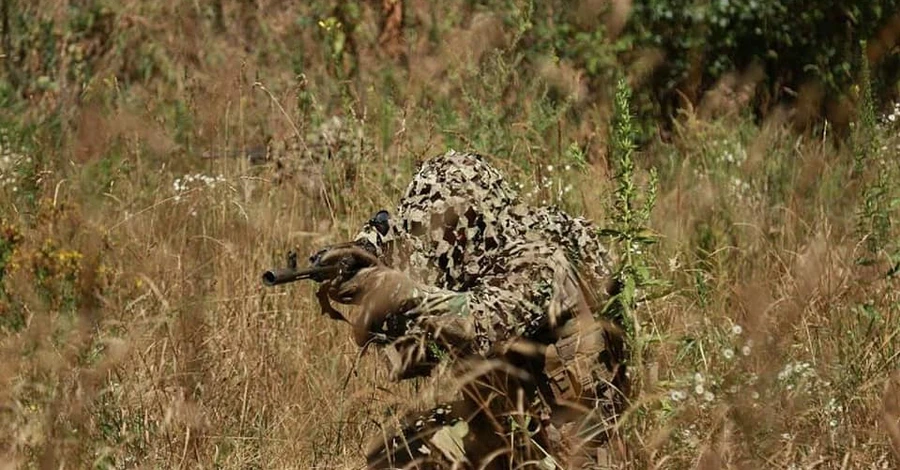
[1,1,899,468]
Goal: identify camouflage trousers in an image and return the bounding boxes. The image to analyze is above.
[365,315,629,469]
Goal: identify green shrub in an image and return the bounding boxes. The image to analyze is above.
[523,0,900,124]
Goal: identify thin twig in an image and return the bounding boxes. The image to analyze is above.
[253,80,307,152]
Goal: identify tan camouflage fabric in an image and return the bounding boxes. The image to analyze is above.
[340,150,628,468]
[352,151,621,365]
[355,150,614,293]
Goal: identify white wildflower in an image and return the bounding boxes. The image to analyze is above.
[799,362,815,379]
[882,102,900,124]
[778,364,793,381]
[668,256,679,272]
[723,348,735,360]
[703,391,715,402]
[694,384,705,395]
[741,345,751,356]
[731,324,743,335]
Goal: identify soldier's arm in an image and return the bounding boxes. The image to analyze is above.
[379,241,593,381]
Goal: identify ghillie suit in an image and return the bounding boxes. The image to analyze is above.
[321,150,629,468]
[203,116,364,199]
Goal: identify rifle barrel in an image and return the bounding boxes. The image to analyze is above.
[261,266,340,286]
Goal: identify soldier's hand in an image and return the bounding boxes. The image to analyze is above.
[326,264,425,347]
[309,243,382,287]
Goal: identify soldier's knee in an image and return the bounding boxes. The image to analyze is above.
[366,403,477,469]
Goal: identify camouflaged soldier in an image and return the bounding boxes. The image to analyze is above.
[203,116,364,199]
[263,116,364,189]
[319,150,629,468]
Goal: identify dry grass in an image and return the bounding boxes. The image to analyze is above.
[1,1,899,469]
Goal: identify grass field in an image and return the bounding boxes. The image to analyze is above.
[1,1,900,468]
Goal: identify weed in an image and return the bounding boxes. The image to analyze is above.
[600,77,663,352]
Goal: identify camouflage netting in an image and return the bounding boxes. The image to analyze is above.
[342,150,628,468]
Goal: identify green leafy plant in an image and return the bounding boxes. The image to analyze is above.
[853,42,900,275]
[600,77,663,365]
[853,41,877,176]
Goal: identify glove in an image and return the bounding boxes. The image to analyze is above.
[313,245,426,347]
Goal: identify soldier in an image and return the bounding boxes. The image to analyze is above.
[312,150,629,468]
[202,115,365,199]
